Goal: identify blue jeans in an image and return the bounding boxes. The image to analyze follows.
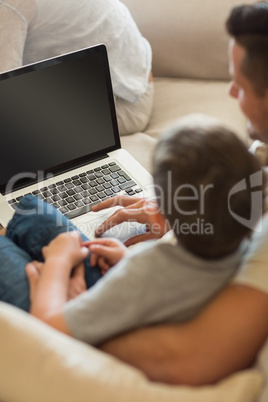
[0,195,102,311]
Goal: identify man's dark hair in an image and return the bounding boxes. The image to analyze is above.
[153,115,265,259]
[226,2,268,96]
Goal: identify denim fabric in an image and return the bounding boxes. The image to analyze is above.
[0,195,102,311]
[0,236,32,311]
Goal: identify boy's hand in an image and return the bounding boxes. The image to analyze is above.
[42,231,89,269]
[85,238,127,274]
[68,263,87,300]
[26,260,86,302]
[25,260,42,303]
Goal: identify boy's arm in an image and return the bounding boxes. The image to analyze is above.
[26,259,72,335]
[26,231,89,334]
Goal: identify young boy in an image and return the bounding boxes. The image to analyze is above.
[23,114,265,346]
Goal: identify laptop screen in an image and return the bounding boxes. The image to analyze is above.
[0,45,120,193]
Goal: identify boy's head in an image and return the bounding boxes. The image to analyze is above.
[152,114,265,259]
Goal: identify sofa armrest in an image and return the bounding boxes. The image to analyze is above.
[0,301,264,402]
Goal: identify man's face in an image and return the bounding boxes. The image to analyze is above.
[228,39,268,143]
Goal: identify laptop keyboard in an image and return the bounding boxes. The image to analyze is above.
[8,162,143,219]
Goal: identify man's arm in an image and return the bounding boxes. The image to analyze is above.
[99,284,268,385]
[92,196,168,246]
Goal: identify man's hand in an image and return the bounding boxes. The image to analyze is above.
[92,196,168,246]
[85,238,127,274]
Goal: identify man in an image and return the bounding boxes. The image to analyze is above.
[87,2,268,385]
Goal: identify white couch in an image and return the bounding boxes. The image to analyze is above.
[1,0,268,401]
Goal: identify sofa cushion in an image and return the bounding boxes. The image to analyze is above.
[0,0,36,73]
[0,302,263,402]
[121,133,156,173]
[145,78,248,143]
[121,0,254,80]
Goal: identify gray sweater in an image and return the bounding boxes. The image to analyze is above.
[64,237,248,345]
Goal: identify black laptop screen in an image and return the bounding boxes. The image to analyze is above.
[0,45,120,192]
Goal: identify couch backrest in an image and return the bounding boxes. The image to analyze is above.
[121,0,253,81]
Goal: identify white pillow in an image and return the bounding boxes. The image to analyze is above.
[0,302,263,402]
[23,0,151,102]
[0,0,36,73]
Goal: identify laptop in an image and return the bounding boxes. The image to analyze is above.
[0,44,153,241]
